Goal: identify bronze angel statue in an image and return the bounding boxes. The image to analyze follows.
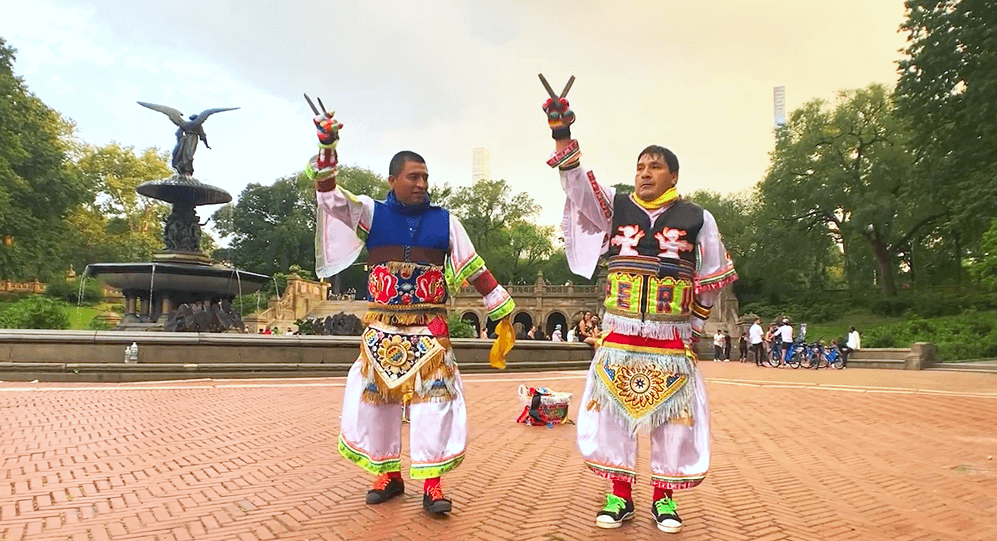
[137,102,239,176]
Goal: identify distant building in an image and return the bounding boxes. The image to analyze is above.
[472,147,490,182]
[773,86,786,127]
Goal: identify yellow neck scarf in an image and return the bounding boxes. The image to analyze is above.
[633,187,679,210]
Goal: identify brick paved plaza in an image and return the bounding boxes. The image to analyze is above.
[1,364,995,541]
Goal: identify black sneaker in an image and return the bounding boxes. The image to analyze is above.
[596,494,635,529]
[366,474,404,504]
[652,496,682,533]
[422,485,452,514]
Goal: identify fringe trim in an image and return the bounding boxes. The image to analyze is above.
[591,345,697,435]
[602,312,692,340]
[650,473,706,490]
[360,347,457,404]
[585,461,637,483]
[382,260,442,275]
[363,308,448,327]
[338,435,402,475]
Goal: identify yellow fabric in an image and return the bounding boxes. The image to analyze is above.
[633,187,678,210]
[488,316,516,369]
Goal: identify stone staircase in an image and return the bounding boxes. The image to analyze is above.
[304,299,367,319]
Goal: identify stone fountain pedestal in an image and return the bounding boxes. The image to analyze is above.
[86,174,269,331]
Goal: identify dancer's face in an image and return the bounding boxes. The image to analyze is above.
[634,154,678,201]
[389,160,429,205]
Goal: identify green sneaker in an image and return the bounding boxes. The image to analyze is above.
[652,496,682,533]
[596,494,635,529]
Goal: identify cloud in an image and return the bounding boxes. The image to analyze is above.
[2,0,908,232]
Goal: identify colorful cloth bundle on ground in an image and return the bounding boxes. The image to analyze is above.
[516,385,573,426]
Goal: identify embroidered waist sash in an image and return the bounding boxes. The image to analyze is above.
[359,323,457,404]
[365,260,448,327]
[589,332,698,434]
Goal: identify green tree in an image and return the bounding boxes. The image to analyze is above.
[446,179,553,283]
[686,190,755,266]
[64,143,172,269]
[339,165,389,200]
[612,183,634,196]
[212,172,315,276]
[971,218,997,290]
[897,0,997,251]
[213,165,388,276]
[538,247,599,286]
[760,85,946,296]
[505,220,556,283]
[684,188,843,299]
[0,38,89,280]
[447,310,476,338]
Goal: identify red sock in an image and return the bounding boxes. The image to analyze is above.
[387,471,402,480]
[424,477,441,494]
[653,486,673,501]
[612,480,632,501]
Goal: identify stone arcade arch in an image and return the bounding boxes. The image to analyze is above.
[512,311,534,339]
[461,311,481,336]
[545,311,567,340]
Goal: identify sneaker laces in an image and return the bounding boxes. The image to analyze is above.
[603,494,627,513]
[427,484,445,501]
[372,474,394,491]
[654,497,678,515]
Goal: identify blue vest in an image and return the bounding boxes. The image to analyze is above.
[366,200,450,252]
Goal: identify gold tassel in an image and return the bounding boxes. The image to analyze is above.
[359,355,370,378]
[363,309,447,327]
[417,349,454,382]
[361,389,393,404]
[386,261,419,275]
[586,399,601,412]
[488,316,516,369]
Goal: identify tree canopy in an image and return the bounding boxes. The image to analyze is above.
[0,38,88,280]
[759,85,947,296]
[64,142,173,270]
[211,165,387,277]
[897,0,997,247]
[446,179,555,284]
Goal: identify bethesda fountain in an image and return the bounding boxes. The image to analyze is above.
[84,102,269,331]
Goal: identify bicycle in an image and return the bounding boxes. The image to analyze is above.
[785,340,809,369]
[824,344,845,370]
[767,340,783,367]
[801,342,825,369]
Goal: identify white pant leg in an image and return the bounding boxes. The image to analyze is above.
[649,369,710,489]
[408,370,468,479]
[576,365,639,483]
[338,359,404,475]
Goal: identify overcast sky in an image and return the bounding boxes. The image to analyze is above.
[2,0,909,231]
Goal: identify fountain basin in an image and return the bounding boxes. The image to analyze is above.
[86,262,268,297]
[85,262,269,328]
[136,174,232,206]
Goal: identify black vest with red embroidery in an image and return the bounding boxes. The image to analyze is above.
[604,194,704,322]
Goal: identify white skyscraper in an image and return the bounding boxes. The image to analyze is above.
[472,147,491,182]
[773,86,786,127]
